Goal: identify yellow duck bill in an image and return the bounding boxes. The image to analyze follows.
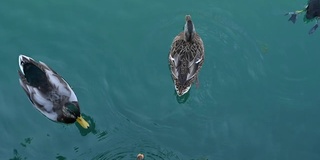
[76,116,90,129]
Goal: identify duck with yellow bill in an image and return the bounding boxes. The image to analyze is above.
[18,55,89,129]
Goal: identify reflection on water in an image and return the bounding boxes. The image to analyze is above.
[191,158,209,160]
[96,131,108,142]
[92,141,182,160]
[74,146,79,153]
[75,113,98,136]
[9,149,26,160]
[176,89,190,104]
[55,155,67,160]
[9,137,33,160]
[258,41,269,54]
[75,113,109,142]
[20,137,32,148]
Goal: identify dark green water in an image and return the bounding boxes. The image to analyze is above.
[1,0,320,159]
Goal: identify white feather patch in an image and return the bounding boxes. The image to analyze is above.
[46,70,70,96]
[32,87,54,112]
[45,68,78,102]
[26,85,58,121]
[39,61,50,69]
[41,111,58,121]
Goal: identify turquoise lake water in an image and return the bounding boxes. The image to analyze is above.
[1,0,320,159]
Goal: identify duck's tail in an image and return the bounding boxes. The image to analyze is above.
[18,55,49,89]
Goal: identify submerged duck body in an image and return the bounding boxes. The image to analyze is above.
[18,55,89,129]
[305,0,320,21]
[169,15,205,96]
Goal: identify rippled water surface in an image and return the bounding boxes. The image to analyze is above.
[1,0,320,159]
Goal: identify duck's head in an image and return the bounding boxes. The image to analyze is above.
[184,15,196,42]
[62,102,90,129]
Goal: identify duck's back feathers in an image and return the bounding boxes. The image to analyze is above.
[18,71,58,120]
[19,62,51,92]
[169,31,204,96]
[170,33,204,81]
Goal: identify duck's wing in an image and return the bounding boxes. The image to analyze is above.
[169,50,182,79]
[169,32,185,79]
[18,70,58,120]
[18,70,34,103]
[40,62,78,102]
[169,34,204,83]
[186,35,204,81]
[28,85,58,120]
[19,61,51,93]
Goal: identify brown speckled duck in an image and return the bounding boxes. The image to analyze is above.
[168,15,205,96]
